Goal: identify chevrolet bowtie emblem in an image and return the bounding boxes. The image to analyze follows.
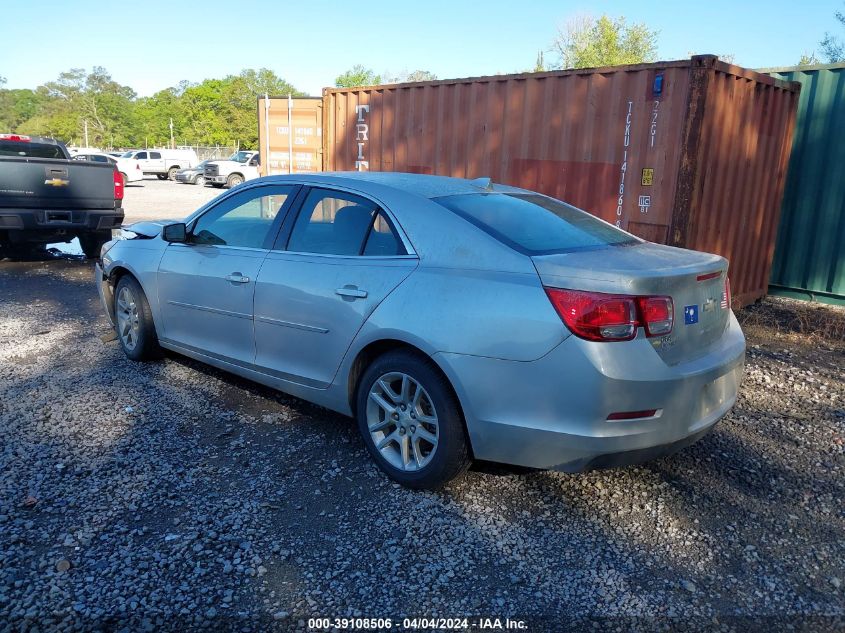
[703,297,716,312]
[44,178,69,187]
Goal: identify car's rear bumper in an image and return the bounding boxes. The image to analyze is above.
[0,208,124,242]
[436,312,746,471]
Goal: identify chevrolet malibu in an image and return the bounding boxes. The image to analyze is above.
[96,173,745,489]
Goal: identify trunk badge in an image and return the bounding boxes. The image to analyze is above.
[703,298,716,313]
[684,305,699,324]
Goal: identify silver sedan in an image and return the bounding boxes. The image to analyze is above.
[96,173,745,489]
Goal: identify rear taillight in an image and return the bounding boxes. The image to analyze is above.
[113,169,124,200]
[0,134,31,142]
[544,288,674,342]
[640,296,673,336]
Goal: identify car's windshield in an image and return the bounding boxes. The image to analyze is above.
[227,151,253,163]
[435,193,640,255]
[121,151,136,158]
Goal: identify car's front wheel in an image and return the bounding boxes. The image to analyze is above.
[226,174,244,188]
[194,174,205,186]
[114,275,161,361]
[356,351,471,489]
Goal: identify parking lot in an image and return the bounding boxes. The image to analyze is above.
[123,176,222,224]
[1,180,844,631]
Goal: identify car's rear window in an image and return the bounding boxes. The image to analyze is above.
[0,141,67,159]
[434,193,639,255]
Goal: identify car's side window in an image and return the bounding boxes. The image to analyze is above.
[136,152,147,159]
[190,187,295,249]
[286,189,381,256]
[150,152,162,159]
[91,155,109,163]
[363,212,404,256]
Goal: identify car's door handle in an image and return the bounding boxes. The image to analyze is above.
[226,273,250,284]
[335,286,368,299]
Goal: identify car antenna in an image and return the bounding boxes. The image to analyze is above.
[470,177,494,191]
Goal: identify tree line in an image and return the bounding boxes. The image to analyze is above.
[0,67,303,150]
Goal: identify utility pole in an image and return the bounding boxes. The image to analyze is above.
[169,118,175,149]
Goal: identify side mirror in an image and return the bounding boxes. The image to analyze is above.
[162,222,187,243]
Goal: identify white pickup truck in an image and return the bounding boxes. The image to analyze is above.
[122,149,199,181]
[203,151,261,188]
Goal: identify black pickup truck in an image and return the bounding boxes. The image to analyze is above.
[0,134,124,258]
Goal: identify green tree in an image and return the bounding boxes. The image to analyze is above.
[799,52,821,65]
[820,3,845,62]
[405,70,437,82]
[551,14,659,69]
[0,67,303,148]
[335,65,382,88]
[0,87,47,132]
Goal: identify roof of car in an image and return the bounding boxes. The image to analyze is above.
[262,172,526,199]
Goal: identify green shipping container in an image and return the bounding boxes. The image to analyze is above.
[763,63,845,305]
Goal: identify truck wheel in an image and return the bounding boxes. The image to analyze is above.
[78,231,111,259]
[226,174,244,188]
[156,174,168,180]
[167,167,179,181]
[114,275,162,361]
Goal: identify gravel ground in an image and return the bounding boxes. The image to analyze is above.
[0,254,843,632]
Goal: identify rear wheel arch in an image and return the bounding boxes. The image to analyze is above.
[347,339,470,446]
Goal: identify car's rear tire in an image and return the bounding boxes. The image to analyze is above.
[355,350,471,489]
[226,174,244,188]
[113,275,161,361]
[167,167,179,181]
[78,231,111,259]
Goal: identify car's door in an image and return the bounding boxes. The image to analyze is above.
[245,154,260,180]
[253,187,418,388]
[157,184,299,364]
[133,151,151,172]
[148,151,165,172]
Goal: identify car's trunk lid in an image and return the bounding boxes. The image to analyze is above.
[533,242,731,365]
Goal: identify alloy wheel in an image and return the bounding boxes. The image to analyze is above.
[366,372,439,471]
[116,286,140,351]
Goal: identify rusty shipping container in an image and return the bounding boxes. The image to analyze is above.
[257,96,323,176]
[323,55,800,307]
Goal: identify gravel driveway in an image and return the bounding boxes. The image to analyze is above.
[0,253,843,632]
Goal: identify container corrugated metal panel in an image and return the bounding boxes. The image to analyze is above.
[324,56,800,307]
[672,59,800,306]
[762,63,845,305]
[257,97,323,176]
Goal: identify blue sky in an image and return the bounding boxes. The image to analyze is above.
[0,0,840,96]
